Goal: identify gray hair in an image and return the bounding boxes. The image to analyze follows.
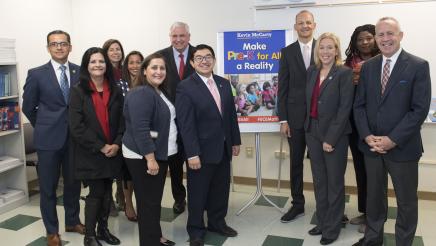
[170,21,190,34]
[377,17,402,32]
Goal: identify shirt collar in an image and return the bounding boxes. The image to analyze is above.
[172,46,189,58]
[298,39,313,49]
[51,59,69,70]
[382,47,402,65]
[197,72,213,85]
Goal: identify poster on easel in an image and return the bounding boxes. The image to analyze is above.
[217,29,292,132]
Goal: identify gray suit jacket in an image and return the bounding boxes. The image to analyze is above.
[305,65,354,146]
[353,50,431,161]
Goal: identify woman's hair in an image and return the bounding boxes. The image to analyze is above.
[345,24,380,65]
[121,50,144,87]
[78,47,115,93]
[132,53,170,95]
[102,39,125,69]
[314,32,343,68]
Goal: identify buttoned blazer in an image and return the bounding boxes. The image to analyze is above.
[175,73,241,164]
[304,65,354,146]
[22,61,80,150]
[278,39,315,129]
[353,51,431,161]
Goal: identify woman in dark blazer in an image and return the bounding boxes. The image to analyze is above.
[122,53,176,246]
[69,47,124,246]
[304,33,354,245]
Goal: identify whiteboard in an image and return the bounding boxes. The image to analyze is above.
[254,0,436,96]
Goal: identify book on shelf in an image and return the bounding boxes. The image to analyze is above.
[0,102,20,131]
[0,188,25,203]
[0,72,12,97]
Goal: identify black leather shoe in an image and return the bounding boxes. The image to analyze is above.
[280,206,304,223]
[97,228,120,245]
[189,238,204,246]
[160,239,175,246]
[320,237,337,245]
[308,226,322,236]
[173,200,186,214]
[208,225,238,237]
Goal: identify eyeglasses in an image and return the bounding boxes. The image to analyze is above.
[193,55,214,63]
[48,42,70,48]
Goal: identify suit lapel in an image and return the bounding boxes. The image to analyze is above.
[45,62,66,103]
[319,65,337,97]
[306,67,318,100]
[293,42,306,72]
[85,94,106,140]
[380,51,408,104]
[69,64,79,86]
[193,73,222,118]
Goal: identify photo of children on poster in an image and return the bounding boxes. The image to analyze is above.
[223,30,285,123]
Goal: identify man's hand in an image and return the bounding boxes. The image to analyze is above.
[280,122,292,138]
[371,136,396,154]
[323,142,334,152]
[188,157,201,170]
[232,145,240,156]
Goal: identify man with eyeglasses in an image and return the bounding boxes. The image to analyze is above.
[157,21,194,214]
[176,44,241,246]
[22,30,83,246]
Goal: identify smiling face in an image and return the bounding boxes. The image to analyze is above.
[294,11,316,42]
[107,42,123,67]
[170,26,190,53]
[190,48,215,78]
[318,37,338,67]
[375,19,403,58]
[47,34,72,64]
[88,52,106,80]
[356,31,376,56]
[127,54,142,78]
[144,58,166,88]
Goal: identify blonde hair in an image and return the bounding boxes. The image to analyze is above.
[314,32,343,68]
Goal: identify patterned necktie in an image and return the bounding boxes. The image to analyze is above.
[381,59,391,95]
[178,53,185,80]
[303,45,310,69]
[207,78,221,114]
[60,65,69,103]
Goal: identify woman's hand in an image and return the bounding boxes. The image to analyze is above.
[146,159,159,175]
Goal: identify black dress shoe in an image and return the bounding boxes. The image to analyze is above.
[280,206,304,223]
[173,200,186,214]
[308,226,322,236]
[320,237,337,245]
[160,239,175,246]
[189,238,204,246]
[208,225,238,237]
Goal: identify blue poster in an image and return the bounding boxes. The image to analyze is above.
[224,30,285,74]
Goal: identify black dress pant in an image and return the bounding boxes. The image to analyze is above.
[126,155,171,246]
[168,151,186,203]
[286,127,306,209]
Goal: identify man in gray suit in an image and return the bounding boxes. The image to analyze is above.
[22,30,84,246]
[353,17,431,246]
[278,10,316,222]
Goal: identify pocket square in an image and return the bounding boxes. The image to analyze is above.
[399,80,409,84]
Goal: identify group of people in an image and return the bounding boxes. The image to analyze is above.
[20,10,431,246]
[278,10,430,246]
[235,79,279,116]
[22,22,240,246]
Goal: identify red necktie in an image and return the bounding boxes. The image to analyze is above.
[207,78,221,114]
[178,53,185,80]
[381,59,391,94]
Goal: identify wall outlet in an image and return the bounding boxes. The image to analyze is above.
[245,147,254,158]
[274,150,288,159]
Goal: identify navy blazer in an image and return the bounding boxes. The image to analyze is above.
[22,61,80,150]
[305,65,354,146]
[122,85,172,161]
[278,39,315,129]
[175,73,241,164]
[158,45,195,102]
[353,50,431,161]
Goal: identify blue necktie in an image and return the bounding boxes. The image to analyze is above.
[60,65,69,103]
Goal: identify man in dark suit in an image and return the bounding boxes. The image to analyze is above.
[22,30,84,246]
[157,21,194,214]
[278,10,316,222]
[176,44,241,246]
[353,17,431,246]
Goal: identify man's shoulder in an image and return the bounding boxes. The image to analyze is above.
[282,41,299,52]
[28,62,51,74]
[69,62,80,70]
[157,46,172,57]
[401,50,427,66]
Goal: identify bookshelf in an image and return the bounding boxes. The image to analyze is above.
[0,60,29,213]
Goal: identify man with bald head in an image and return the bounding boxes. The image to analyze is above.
[158,21,195,214]
[353,17,431,246]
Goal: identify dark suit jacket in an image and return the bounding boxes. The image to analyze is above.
[158,45,195,102]
[278,39,315,129]
[122,85,172,161]
[22,61,80,150]
[175,73,241,164]
[68,80,124,179]
[305,65,354,146]
[353,50,431,161]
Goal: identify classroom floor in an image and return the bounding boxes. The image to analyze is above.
[0,179,435,246]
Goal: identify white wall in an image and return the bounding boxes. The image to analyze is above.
[1,0,435,193]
